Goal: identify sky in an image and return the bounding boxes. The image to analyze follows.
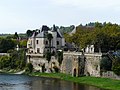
[0,0,120,34]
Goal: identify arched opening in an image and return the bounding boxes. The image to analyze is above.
[73,68,77,77]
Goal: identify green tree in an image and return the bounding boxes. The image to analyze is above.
[26,30,33,37]
[14,32,19,39]
[8,49,26,69]
[45,51,51,62]
[47,33,53,53]
[19,40,27,48]
[0,38,16,53]
[57,50,63,64]
[100,56,112,71]
[25,63,33,73]
[112,56,120,75]
[0,56,11,69]
[64,22,120,53]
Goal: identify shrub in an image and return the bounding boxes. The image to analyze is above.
[45,51,51,62]
[112,57,120,75]
[57,51,63,64]
[25,63,33,73]
[0,56,11,69]
[100,56,112,71]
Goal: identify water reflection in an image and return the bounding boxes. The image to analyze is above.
[0,74,105,90]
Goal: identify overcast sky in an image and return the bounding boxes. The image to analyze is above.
[0,0,120,34]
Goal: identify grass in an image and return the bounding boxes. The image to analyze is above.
[29,72,120,90]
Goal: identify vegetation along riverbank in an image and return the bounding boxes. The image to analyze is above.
[28,72,120,90]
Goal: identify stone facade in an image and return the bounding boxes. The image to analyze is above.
[61,52,102,77]
[84,53,102,77]
[26,25,65,72]
[61,54,79,76]
[26,50,103,77]
[27,25,65,55]
[27,52,59,73]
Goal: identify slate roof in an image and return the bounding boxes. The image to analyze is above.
[31,25,63,38]
[31,32,36,38]
[56,29,63,38]
[36,31,44,38]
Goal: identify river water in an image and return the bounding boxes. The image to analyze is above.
[0,74,105,90]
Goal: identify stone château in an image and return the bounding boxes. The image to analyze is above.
[27,25,65,55]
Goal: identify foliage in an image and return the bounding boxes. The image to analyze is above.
[25,63,33,73]
[8,49,26,69]
[26,29,40,38]
[13,32,19,39]
[45,51,51,62]
[19,40,27,48]
[64,33,72,43]
[57,51,63,64]
[26,30,33,37]
[0,38,17,53]
[46,33,53,53]
[64,22,120,52]
[59,25,75,34]
[0,56,11,69]
[100,56,112,71]
[112,57,120,75]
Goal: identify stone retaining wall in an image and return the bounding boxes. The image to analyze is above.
[101,71,120,80]
[61,52,102,77]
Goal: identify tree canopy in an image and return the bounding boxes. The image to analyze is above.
[0,38,17,53]
[64,22,120,52]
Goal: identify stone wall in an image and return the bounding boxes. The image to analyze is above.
[101,71,120,80]
[27,55,60,73]
[27,55,48,72]
[61,52,102,77]
[26,52,103,77]
[84,53,102,77]
[61,52,83,77]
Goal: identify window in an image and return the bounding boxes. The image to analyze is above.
[37,48,40,53]
[57,41,59,45]
[46,41,48,45]
[36,40,39,44]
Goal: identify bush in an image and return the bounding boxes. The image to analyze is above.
[25,63,33,73]
[112,57,120,75]
[8,49,26,69]
[0,56,11,69]
[45,51,51,62]
[57,51,63,64]
[100,56,112,71]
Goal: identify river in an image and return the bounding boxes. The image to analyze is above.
[0,74,105,90]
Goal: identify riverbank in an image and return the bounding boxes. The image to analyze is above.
[0,69,24,74]
[29,72,120,90]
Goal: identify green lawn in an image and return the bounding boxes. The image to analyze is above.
[29,72,120,90]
